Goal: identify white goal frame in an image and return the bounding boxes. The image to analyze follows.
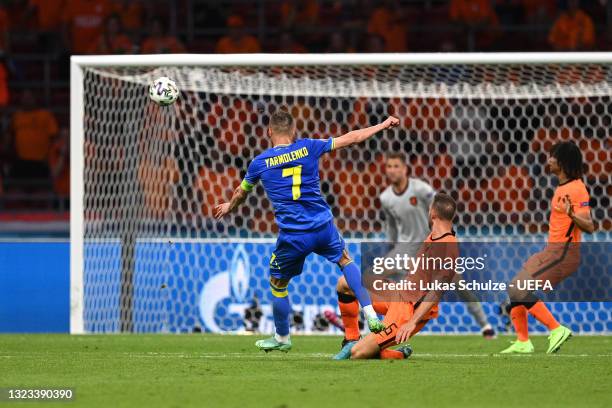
[70,52,612,334]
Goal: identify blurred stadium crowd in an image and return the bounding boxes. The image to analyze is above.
[0,0,611,235]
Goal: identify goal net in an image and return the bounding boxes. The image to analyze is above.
[71,54,612,334]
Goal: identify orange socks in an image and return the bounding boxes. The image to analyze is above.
[337,292,360,341]
[510,305,529,341]
[380,349,404,360]
[528,301,560,331]
[510,301,560,340]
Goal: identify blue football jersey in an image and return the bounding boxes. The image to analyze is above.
[241,138,335,231]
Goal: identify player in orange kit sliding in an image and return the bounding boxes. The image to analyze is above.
[333,193,459,360]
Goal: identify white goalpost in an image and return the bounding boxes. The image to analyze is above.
[70,53,612,335]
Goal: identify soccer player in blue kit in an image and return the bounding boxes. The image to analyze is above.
[215,110,400,352]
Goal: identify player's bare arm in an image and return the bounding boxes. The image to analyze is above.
[214,185,249,219]
[563,195,595,233]
[395,300,437,344]
[396,275,449,344]
[332,116,399,150]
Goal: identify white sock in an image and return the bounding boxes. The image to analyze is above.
[363,305,378,320]
[275,333,290,343]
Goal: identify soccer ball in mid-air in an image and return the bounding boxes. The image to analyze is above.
[149,76,179,106]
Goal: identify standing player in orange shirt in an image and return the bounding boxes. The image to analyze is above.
[333,193,459,360]
[501,141,595,354]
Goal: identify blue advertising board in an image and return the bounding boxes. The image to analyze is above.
[0,241,69,333]
[1,240,610,334]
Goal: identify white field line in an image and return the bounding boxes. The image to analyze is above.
[125,352,612,359]
[4,352,610,359]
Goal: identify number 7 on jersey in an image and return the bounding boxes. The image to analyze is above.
[282,165,302,200]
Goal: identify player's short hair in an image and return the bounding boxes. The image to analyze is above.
[432,193,456,222]
[269,110,295,135]
[386,152,407,165]
[551,141,583,180]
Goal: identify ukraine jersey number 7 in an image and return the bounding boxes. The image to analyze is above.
[240,137,335,231]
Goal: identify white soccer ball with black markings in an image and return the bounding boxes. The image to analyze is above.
[149,76,179,106]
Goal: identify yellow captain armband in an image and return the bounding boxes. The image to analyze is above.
[330,138,336,151]
[240,179,254,192]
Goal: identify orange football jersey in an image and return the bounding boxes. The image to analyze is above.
[548,179,590,243]
[419,230,459,316]
[424,231,458,244]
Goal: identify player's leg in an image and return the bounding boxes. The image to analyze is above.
[339,307,424,360]
[349,333,383,359]
[258,276,293,349]
[256,234,307,353]
[270,276,291,339]
[336,276,360,343]
[501,259,539,353]
[333,277,390,359]
[350,302,414,360]
[350,333,411,360]
[256,274,297,352]
[500,301,533,354]
[527,247,578,353]
[502,249,573,353]
[528,300,571,353]
[350,325,410,360]
[337,250,385,332]
[502,252,550,353]
[315,221,384,333]
[335,275,389,337]
[538,309,571,353]
[379,319,428,360]
[510,281,568,354]
[502,296,570,354]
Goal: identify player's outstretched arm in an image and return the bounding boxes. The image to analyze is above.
[332,116,399,150]
[214,185,249,219]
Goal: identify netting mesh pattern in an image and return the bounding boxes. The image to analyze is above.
[81,62,611,333]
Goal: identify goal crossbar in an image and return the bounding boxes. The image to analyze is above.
[71,52,612,68]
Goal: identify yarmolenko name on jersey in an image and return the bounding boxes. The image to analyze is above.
[264,147,309,168]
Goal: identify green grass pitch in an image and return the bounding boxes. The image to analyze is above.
[1,334,611,407]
